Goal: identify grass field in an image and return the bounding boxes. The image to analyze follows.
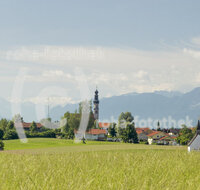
[3,138,118,150]
[0,138,200,190]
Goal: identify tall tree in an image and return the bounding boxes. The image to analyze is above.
[0,119,8,132]
[30,121,38,132]
[126,123,138,143]
[176,125,193,145]
[7,121,15,130]
[118,112,134,123]
[118,112,138,143]
[108,123,117,137]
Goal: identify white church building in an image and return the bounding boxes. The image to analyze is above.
[188,120,200,152]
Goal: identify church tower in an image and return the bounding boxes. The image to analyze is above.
[93,89,99,120]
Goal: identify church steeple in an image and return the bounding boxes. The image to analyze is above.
[93,89,99,120]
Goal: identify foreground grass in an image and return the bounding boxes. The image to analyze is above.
[0,139,199,190]
[3,138,118,150]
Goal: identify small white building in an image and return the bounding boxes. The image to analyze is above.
[188,120,200,152]
[75,129,107,141]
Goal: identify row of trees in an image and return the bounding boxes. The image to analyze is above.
[0,107,196,146]
[109,115,199,145]
[0,118,58,141]
[0,101,139,145]
[61,110,139,144]
[25,121,57,138]
[0,111,139,145]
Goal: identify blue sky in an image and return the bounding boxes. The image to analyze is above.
[0,0,200,107]
[0,0,199,49]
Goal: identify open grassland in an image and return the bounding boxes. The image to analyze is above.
[3,138,117,150]
[1,139,200,190]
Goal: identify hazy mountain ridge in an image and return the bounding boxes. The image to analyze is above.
[51,87,200,126]
[1,88,200,126]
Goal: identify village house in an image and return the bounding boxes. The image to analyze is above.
[157,136,177,145]
[188,120,200,152]
[99,122,110,132]
[22,122,43,131]
[147,130,178,145]
[136,128,153,142]
[75,129,107,141]
[168,128,180,137]
[147,131,166,145]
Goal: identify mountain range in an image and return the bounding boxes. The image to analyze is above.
[51,88,200,128]
[1,88,200,127]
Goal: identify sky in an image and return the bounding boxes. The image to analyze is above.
[0,0,200,106]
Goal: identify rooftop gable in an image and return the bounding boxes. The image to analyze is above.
[99,122,111,129]
[22,122,43,128]
[147,131,161,137]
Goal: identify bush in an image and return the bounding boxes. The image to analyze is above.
[140,141,148,145]
[0,128,4,139]
[0,140,4,150]
[157,143,164,145]
[3,130,18,140]
[41,131,56,138]
[25,130,56,138]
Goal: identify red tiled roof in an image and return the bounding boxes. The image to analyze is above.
[88,129,107,135]
[159,136,169,140]
[22,122,43,128]
[99,122,110,129]
[74,129,107,135]
[137,131,144,135]
[136,128,150,134]
[147,131,160,137]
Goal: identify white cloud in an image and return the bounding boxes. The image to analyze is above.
[9,96,76,106]
[1,44,200,103]
[27,96,75,105]
[195,72,200,83]
[0,46,105,64]
[183,48,200,60]
[135,70,148,79]
[191,36,200,46]
[42,70,65,77]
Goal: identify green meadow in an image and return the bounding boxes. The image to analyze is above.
[0,138,200,190]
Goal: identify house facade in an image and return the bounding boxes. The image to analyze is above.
[136,128,153,142]
[22,122,43,130]
[75,129,107,141]
[147,131,177,145]
[147,131,166,145]
[157,136,177,145]
[188,120,200,152]
[99,122,110,131]
[188,134,200,152]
